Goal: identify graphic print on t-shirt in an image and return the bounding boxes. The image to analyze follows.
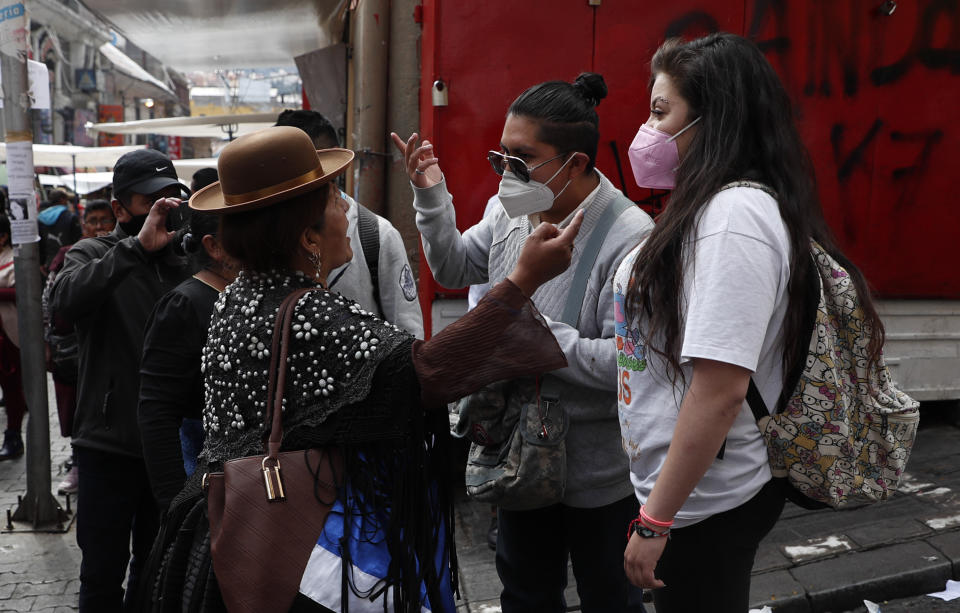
[614,281,646,372]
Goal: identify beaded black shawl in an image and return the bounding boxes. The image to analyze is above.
[199,269,452,612]
[200,269,409,462]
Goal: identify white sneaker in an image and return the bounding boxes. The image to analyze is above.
[57,465,78,495]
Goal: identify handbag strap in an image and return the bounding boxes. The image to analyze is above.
[558,194,635,327]
[264,287,316,458]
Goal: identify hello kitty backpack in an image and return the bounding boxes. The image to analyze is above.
[728,181,921,509]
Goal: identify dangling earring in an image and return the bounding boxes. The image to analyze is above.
[307,250,323,283]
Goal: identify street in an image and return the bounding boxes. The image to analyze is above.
[3,385,960,612]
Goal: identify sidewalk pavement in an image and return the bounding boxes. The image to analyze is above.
[3,382,960,613]
[454,409,960,613]
[0,377,80,613]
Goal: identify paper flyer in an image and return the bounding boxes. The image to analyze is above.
[6,139,38,244]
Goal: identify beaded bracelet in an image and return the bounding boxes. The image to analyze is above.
[627,517,669,540]
[640,505,674,529]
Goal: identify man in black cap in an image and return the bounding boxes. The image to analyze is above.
[51,148,191,613]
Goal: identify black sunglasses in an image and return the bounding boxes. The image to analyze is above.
[486,151,566,183]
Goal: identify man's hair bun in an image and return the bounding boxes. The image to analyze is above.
[572,73,608,108]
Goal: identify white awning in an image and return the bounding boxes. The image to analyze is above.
[37,158,221,194]
[0,143,145,167]
[172,158,219,181]
[45,172,115,195]
[83,1,340,71]
[87,112,278,139]
[99,42,173,94]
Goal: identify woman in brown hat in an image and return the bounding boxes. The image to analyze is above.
[139,126,583,613]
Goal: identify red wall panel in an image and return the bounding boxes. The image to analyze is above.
[422,0,960,302]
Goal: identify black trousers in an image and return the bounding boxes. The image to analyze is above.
[496,494,646,613]
[652,479,786,613]
[76,446,160,613]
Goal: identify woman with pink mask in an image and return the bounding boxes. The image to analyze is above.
[614,33,885,612]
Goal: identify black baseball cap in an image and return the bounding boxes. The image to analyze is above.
[112,149,189,198]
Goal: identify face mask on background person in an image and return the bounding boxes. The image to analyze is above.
[497,154,575,218]
[119,213,148,237]
[627,116,701,190]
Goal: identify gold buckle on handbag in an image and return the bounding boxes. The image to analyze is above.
[261,457,286,501]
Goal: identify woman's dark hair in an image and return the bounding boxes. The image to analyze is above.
[219,182,334,273]
[625,33,885,386]
[0,213,9,239]
[275,109,339,149]
[82,199,112,219]
[191,167,219,193]
[507,72,607,171]
[179,210,221,266]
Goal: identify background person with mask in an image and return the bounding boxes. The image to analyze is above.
[41,199,117,494]
[276,109,424,337]
[393,72,653,613]
[51,149,192,612]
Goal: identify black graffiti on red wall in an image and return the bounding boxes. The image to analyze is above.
[664,0,960,97]
[827,120,945,240]
[831,119,884,183]
[889,128,945,212]
[658,0,955,190]
[871,0,960,86]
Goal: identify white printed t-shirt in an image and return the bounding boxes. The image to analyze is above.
[614,185,792,528]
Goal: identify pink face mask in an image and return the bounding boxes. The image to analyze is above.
[627,116,701,190]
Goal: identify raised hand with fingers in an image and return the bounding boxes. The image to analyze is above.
[507,209,584,297]
[138,197,181,253]
[390,132,443,188]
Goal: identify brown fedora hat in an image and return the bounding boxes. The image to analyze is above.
[189,126,354,214]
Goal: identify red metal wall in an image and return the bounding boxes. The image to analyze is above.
[419,0,960,316]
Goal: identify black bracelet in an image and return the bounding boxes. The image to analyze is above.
[628,518,669,540]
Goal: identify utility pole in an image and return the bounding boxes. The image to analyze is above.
[0,0,59,527]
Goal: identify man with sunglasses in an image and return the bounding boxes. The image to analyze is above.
[394,73,654,612]
[51,149,192,612]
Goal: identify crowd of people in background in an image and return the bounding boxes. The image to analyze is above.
[0,31,892,613]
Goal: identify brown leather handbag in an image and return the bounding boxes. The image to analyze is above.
[204,288,342,613]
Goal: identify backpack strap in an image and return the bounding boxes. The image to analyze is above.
[559,194,635,327]
[746,378,769,421]
[718,180,778,200]
[715,180,780,459]
[712,379,769,461]
[356,204,382,316]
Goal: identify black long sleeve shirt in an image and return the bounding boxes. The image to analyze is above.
[138,277,218,511]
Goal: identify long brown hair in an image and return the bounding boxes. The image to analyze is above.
[624,33,884,388]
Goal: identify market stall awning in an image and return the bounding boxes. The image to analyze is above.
[87,112,278,139]
[172,158,219,181]
[83,1,341,71]
[36,158,219,195]
[99,42,174,95]
[44,172,115,195]
[0,144,145,167]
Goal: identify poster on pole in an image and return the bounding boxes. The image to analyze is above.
[6,139,37,244]
[0,59,49,109]
[0,3,36,244]
[0,2,26,58]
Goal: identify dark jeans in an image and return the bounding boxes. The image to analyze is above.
[652,479,786,613]
[76,446,160,613]
[179,417,204,477]
[496,494,646,613]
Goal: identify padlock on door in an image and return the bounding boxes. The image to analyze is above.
[432,79,448,106]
